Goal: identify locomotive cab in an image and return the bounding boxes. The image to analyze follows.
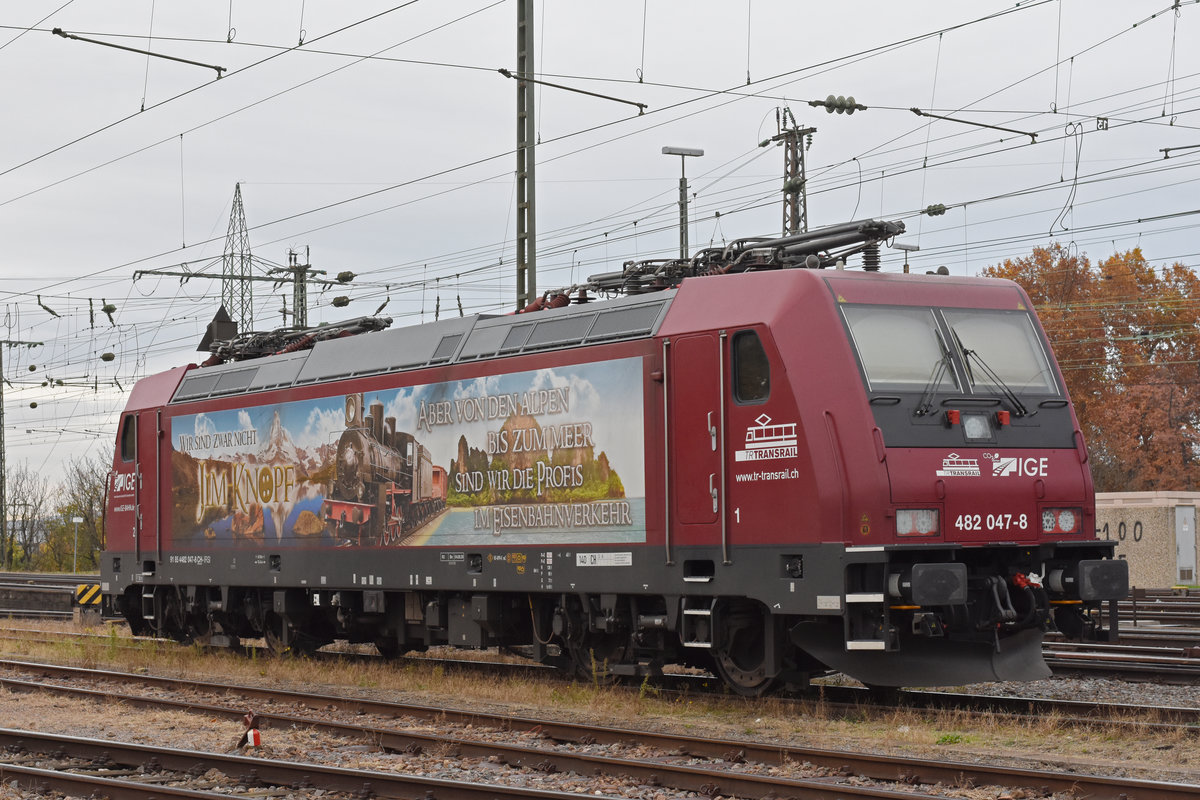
[785,271,1127,686]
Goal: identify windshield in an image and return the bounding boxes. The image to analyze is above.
[943,309,1058,394]
[842,306,958,391]
[842,304,1060,396]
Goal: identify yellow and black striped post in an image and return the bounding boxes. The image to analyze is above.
[74,583,102,626]
[75,584,101,606]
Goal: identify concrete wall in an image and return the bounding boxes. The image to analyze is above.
[1095,492,1199,588]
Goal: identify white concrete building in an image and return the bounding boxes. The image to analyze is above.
[1095,492,1198,588]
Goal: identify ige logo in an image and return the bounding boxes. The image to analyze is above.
[990,455,1019,477]
[984,452,1049,478]
[935,453,980,477]
[111,471,138,494]
[734,414,798,462]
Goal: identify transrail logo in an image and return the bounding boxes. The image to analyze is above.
[935,453,981,477]
[734,414,798,462]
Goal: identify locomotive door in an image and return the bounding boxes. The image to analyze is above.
[134,408,161,566]
[668,333,724,546]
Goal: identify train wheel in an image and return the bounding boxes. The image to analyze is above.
[263,613,320,657]
[374,635,410,659]
[190,620,240,651]
[382,518,404,546]
[187,613,213,646]
[560,598,629,683]
[119,588,150,636]
[712,599,776,697]
[567,634,627,684]
[159,589,190,643]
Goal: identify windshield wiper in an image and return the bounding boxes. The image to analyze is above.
[915,331,953,417]
[956,338,1031,418]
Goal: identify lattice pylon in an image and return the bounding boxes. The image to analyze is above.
[221,183,253,333]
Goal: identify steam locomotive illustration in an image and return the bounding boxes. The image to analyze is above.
[101,217,1128,692]
[325,393,447,546]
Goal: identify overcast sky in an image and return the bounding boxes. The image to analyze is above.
[1,0,1197,480]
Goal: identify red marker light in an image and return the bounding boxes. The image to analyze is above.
[945,409,961,426]
[996,410,1011,426]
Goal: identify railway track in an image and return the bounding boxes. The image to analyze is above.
[5,619,1200,728]
[2,657,1197,799]
[0,572,90,585]
[1044,639,1200,681]
[0,727,617,800]
[1040,589,1200,680]
[0,571,103,621]
[1124,587,1200,624]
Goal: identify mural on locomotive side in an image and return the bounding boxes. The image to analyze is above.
[167,357,646,549]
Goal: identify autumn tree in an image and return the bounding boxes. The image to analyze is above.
[3,462,53,568]
[2,451,108,572]
[56,450,109,568]
[983,245,1200,491]
[35,513,74,573]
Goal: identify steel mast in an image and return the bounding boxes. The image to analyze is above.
[515,0,536,309]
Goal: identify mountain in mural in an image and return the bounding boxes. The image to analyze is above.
[257,411,308,467]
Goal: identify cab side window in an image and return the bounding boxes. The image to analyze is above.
[119,415,136,462]
[733,330,770,403]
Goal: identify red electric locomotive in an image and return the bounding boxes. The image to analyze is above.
[101,218,1127,692]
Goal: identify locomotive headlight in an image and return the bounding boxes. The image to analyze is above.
[962,413,992,441]
[1041,507,1083,534]
[896,509,939,536]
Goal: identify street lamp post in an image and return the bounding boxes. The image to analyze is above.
[894,242,920,273]
[662,146,704,260]
[72,516,83,573]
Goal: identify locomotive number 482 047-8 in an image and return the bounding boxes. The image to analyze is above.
[954,513,1029,532]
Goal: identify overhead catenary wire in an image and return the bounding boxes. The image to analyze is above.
[23,21,1185,304]
[140,0,157,111]
[3,0,1185,302]
[1,0,429,181]
[5,1,1200,467]
[0,0,1070,222]
[0,0,76,53]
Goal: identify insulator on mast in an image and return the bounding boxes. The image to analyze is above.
[863,242,881,271]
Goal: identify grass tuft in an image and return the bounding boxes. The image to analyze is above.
[0,618,1194,779]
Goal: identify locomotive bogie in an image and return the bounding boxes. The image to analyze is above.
[102,220,1128,691]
